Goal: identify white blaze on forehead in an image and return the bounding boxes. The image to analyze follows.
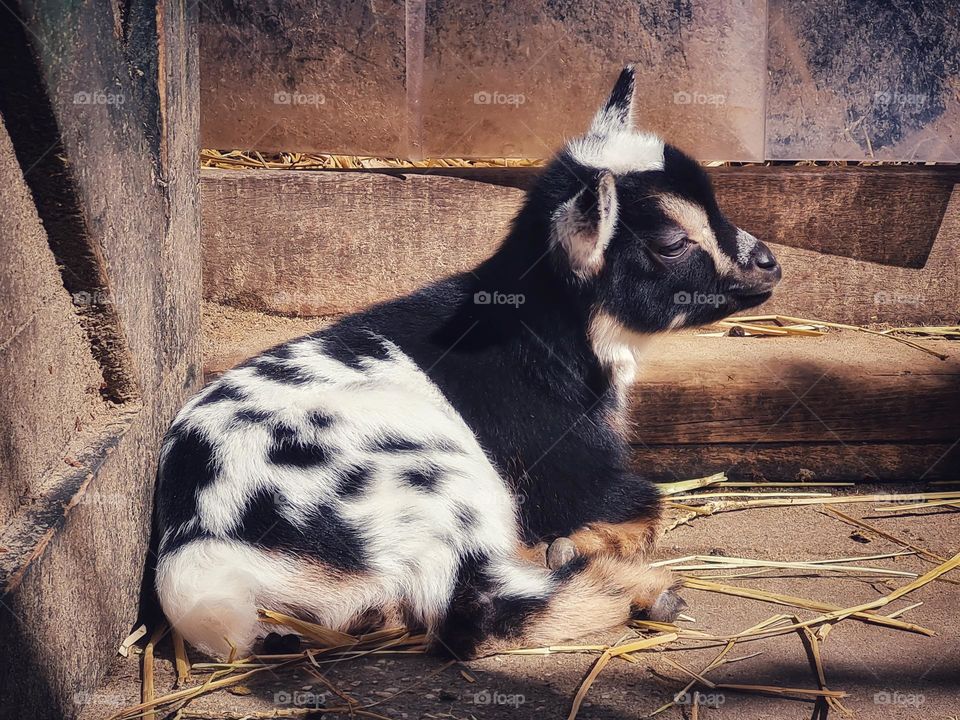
[657,195,737,276]
[567,131,665,175]
[735,229,759,266]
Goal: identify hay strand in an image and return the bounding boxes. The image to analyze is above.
[656,472,727,496]
[142,624,167,720]
[720,314,949,359]
[682,577,933,635]
[172,629,191,686]
[567,634,678,720]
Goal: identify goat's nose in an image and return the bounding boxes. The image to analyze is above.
[753,243,778,270]
[749,240,782,285]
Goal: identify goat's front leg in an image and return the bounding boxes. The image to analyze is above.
[519,474,686,621]
[544,473,663,568]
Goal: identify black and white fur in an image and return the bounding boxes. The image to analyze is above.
[153,67,781,659]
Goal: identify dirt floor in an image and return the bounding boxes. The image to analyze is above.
[79,488,958,720]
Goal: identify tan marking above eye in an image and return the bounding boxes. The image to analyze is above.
[657,195,736,275]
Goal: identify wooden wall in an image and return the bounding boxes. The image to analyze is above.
[0,1,200,718]
[199,0,960,161]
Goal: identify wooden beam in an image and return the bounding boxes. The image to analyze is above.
[343,165,960,267]
[201,168,517,315]
[626,333,960,445]
[200,305,960,481]
[200,165,959,323]
[0,0,200,715]
[630,441,960,484]
[199,0,407,157]
[710,166,959,267]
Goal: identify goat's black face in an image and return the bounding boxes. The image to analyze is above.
[599,149,782,331]
[544,66,781,334]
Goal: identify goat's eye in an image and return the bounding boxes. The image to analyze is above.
[656,237,690,258]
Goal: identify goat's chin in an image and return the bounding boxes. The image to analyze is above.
[729,290,774,311]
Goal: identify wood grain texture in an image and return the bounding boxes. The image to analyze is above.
[766,0,960,162]
[420,1,766,160]
[199,0,407,156]
[710,166,960,266]
[201,166,959,323]
[627,333,960,445]
[197,1,957,162]
[0,120,108,521]
[630,441,960,483]
[201,168,517,315]
[0,1,201,717]
[200,307,960,481]
[197,1,766,160]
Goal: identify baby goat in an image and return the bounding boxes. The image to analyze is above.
[154,67,781,659]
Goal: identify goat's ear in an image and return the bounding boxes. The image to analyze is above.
[551,171,619,279]
[588,65,636,137]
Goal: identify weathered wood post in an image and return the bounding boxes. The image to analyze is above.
[0,0,199,717]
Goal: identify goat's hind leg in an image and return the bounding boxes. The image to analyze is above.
[435,551,678,659]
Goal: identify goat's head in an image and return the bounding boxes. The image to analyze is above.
[539,66,781,333]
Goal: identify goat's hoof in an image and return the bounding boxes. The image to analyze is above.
[546,537,578,570]
[642,587,688,623]
[262,632,302,655]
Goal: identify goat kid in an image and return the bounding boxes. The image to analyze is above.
[154,66,781,659]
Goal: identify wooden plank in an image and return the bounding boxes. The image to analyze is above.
[197,1,766,160]
[199,0,407,156]
[627,333,960,444]
[420,2,766,160]
[630,442,960,483]
[389,165,960,266]
[201,166,959,323]
[201,168,517,315]
[369,165,960,265]
[0,120,108,522]
[198,1,957,163]
[711,166,960,267]
[0,0,200,716]
[200,305,960,460]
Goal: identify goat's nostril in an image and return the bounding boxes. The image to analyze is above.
[754,250,778,270]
